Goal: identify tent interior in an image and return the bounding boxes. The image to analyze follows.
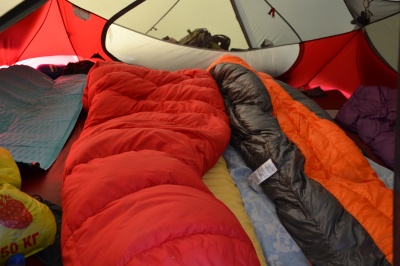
[0,0,399,265]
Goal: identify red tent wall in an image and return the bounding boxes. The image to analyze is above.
[0,0,110,67]
[0,0,75,66]
[57,1,110,61]
[279,30,398,98]
[19,0,76,61]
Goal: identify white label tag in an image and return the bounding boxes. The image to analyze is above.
[248,159,277,192]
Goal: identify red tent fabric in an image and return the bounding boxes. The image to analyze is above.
[0,0,110,67]
[278,31,398,97]
[0,1,73,66]
[57,1,109,60]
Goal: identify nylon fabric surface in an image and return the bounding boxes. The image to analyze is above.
[61,61,261,266]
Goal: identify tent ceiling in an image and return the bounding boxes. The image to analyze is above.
[69,0,399,50]
[365,12,400,71]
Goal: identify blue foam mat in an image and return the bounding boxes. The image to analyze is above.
[0,65,86,170]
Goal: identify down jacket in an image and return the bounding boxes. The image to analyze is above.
[208,55,393,266]
[336,85,396,170]
[61,61,260,265]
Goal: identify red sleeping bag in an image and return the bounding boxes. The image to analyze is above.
[61,61,260,265]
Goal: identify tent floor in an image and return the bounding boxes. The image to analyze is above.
[21,112,87,266]
[20,111,87,207]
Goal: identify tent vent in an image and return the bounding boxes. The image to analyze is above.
[73,5,90,21]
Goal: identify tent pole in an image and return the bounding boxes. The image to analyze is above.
[144,1,179,35]
[394,41,400,266]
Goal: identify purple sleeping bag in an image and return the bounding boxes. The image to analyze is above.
[336,85,396,170]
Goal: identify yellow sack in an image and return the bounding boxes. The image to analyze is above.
[0,148,56,265]
[0,148,21,189]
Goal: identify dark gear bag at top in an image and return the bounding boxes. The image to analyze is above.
[62,60,95,75]
[178,28,230,50]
